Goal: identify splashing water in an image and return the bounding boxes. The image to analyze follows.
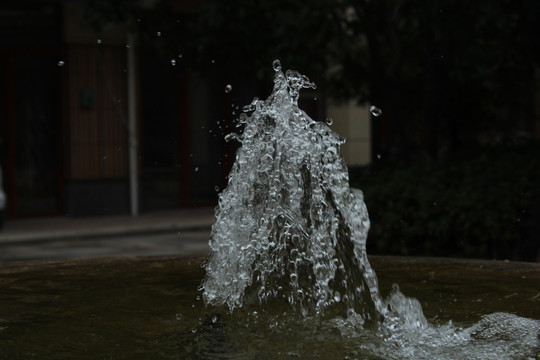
[199,61,540,359]
[202,60,419,324]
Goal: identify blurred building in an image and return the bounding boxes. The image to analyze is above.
[0,0,229,219]
[0,0,375,220]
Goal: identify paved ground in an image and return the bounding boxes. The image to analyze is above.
[0,207,214,263]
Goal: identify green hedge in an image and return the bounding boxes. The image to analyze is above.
[349,145,540,261]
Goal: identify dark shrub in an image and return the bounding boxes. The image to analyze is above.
[350,144,540,261]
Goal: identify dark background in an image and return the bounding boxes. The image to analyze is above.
[2,0,540,261]
[124,0,540,261]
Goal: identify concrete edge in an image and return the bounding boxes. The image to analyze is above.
[0,222,213,245]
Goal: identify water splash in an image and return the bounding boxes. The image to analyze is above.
[196,61,540,358]
[201,61,417,324]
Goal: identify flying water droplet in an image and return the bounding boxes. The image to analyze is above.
[242,98,259,113]
[156,31,161,37]
[243,104,255,112]
[170,59,176,66]
[225,84,232,93]
[325,118,333,126]
[96,39,102,44]
[370,106,382,117]
[272,59,282,72]
[194,167,199,172]
[225,132,241,142]
[57,61,65,67]
[175,313,182,321]
[238,113,248,124]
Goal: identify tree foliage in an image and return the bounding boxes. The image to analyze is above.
[350,144,540,261]
[188,0,540,160]
[84,0,540,162]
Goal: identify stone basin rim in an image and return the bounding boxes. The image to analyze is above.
[1,254,538,274]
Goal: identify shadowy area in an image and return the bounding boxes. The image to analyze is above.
[350,143,540,262]
[1,1,538,263]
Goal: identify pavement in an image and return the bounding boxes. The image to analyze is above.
[0,207,215,263]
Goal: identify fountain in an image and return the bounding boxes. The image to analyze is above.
[199,60,540,359]
[0,62,538,359]
[203,60,390,324]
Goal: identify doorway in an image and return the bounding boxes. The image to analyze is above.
[0,51,63,217]
[0,2,63,217]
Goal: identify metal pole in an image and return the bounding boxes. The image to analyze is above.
[127,28,139,216]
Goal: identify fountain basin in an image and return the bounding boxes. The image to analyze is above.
[0,255,538,359]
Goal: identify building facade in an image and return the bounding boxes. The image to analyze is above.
[0,0,227,218]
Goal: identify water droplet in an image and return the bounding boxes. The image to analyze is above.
[194,167,199,172]
[175,313,183,321]
[178,54,183,58]
[211,315,218,323]
[272,59,282,72]
[242,98,259,113]
[377,154,382,159]
[214,185,220,192]
[211,59,215,64]
[325,118,333,126]
[243,104,255,112]
[225,133,241,142]
[238,114,248,124]
[156,31,161,37]
[171,59,176,66]
[57,60,65,67]
[370,105,382,117]
[96,39,102,44]
[224,84,232,93]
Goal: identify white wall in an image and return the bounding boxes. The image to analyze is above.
[327,100,371,166]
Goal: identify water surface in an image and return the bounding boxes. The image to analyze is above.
[0,256,538,359]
